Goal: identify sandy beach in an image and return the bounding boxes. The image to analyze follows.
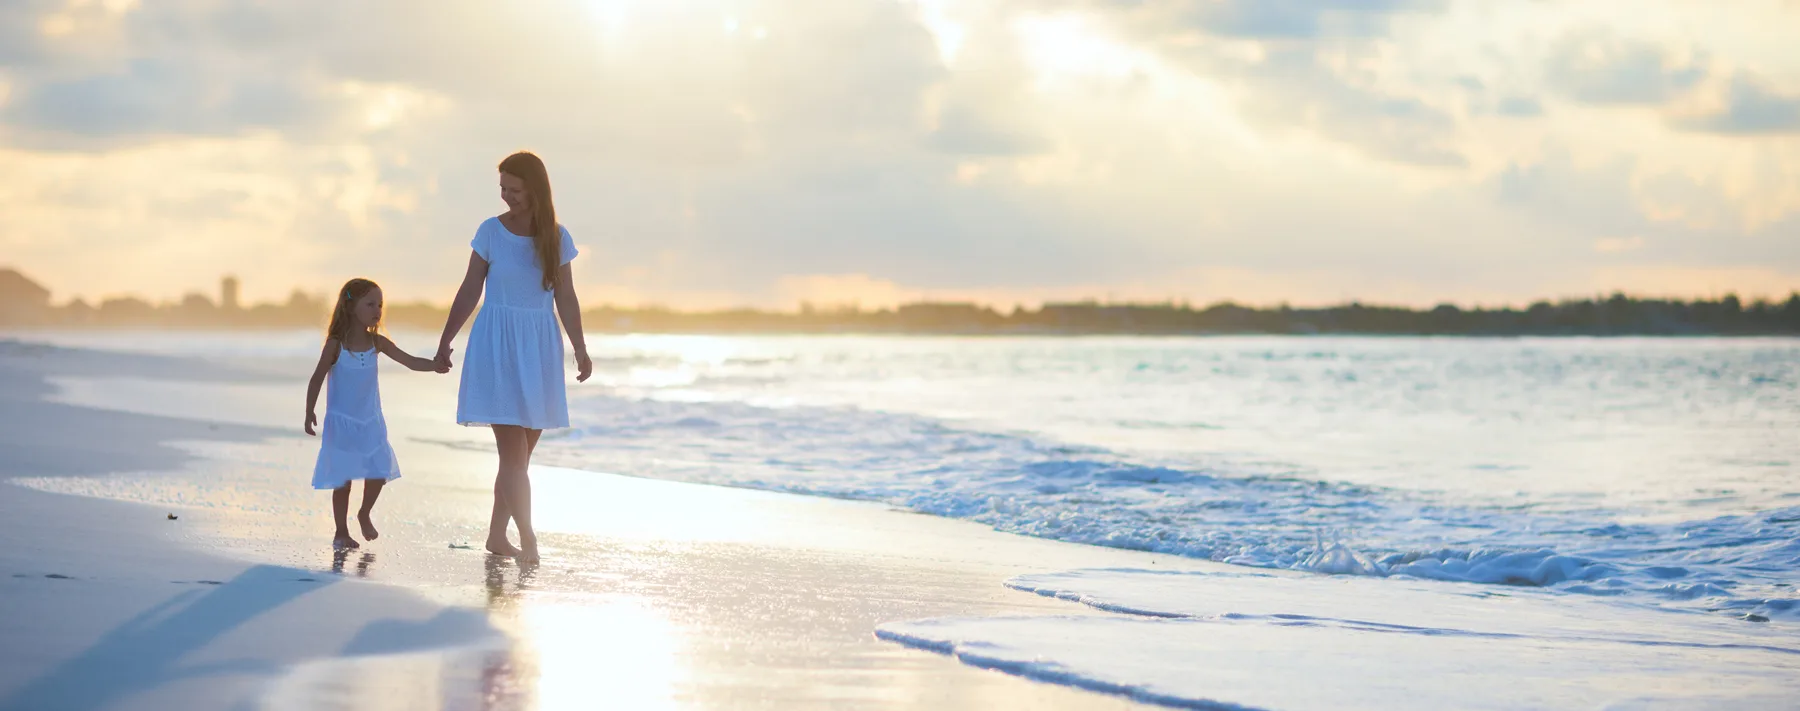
[0,338,1177,710]
[3,334,1797,711]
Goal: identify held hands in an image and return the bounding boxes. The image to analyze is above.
[575,350,593,382]
[432,348,454,374]
[305,410,318,436]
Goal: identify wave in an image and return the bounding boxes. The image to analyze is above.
[535,394,1800,621]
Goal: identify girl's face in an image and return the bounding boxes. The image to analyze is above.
[500,173,530,214]
[353,287,383,330]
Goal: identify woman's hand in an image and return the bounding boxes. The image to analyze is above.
[435,343,455,371]
[575,350,593,382]
[305,410,318,436]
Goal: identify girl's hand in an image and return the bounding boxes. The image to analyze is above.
[433,348,454,374]
[575,350,593,382]
[305,411,318,436]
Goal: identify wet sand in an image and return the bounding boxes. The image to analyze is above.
[0,339,1191,709]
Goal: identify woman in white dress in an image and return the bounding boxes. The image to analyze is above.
[436,151,593,564]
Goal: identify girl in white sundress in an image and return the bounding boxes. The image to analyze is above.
[435,151,593,564]
[305,278,450,549]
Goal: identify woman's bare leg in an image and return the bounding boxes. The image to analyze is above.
[484,428,545,557]
[486,474,520,556]
[492,425,539,563]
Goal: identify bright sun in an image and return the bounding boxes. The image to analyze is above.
[1013,14,1150,88]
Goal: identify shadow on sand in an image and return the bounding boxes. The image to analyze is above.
[0,565,332,711]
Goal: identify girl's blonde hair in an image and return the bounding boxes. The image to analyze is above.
[498,151,562,291]
[325,278,381,343]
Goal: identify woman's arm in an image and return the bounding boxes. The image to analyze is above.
[304,339,340,435]
[437,251,488,367]
[377,335,449,373]
[552,262,592,382]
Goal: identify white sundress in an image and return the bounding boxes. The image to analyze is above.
[312,344,402,489]
[457,217,579,430]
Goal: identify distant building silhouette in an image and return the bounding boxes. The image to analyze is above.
[221,276,241,311]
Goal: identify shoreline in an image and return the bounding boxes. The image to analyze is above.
[0,338,1175,710]
[4,336,1796,710]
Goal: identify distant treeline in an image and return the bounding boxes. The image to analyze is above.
[566,294,1800,336]
[7,287,1800,337]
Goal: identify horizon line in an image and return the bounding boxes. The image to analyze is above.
[5,266,1797,314]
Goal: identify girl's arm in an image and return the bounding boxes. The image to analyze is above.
[553,262,592,382]
[377,335,450,373]
[436,251,488,367]
[305,339,340,436]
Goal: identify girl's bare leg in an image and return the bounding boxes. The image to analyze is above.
[332,484,359,549]
[358,479,385,541]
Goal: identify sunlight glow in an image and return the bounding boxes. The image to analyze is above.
[580,0,641,43]
[531,467,790,543]
[524,596,683,711]
[1013,14,1150,87]
[909,0,966,66]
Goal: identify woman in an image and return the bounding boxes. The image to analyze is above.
[437,151,592,564]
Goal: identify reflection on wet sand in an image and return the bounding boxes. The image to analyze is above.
[330,549,376,577]
[478,555,686,710]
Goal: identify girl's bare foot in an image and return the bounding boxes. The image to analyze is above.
[358,511,379,541]
[486,537,522,557]
[517,533,540,564]
[333,534,360,549]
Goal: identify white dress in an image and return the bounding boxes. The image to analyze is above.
[457,217,579,430]
[312,344,402,489]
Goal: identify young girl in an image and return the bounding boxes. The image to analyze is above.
[305,278,449,549]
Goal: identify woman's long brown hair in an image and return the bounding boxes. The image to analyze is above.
[326,278,381,343]
[499,151,561,291]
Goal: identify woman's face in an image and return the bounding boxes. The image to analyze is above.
[500,173,530,214]
[353,287,383,329]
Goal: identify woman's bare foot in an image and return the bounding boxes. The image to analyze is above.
[358,511,379,541]
[333,533,360,549]
[517,533,540,564]
[486,537,522,557]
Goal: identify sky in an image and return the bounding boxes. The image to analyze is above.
[1,0,1797,310]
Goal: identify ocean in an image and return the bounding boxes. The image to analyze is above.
[35,330,1799,621]
[14,329,1800,708]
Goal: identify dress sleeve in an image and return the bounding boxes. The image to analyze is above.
[559,225,579,265]
[471,221,491,262]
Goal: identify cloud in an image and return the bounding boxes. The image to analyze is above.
[1027,0,1466,168]
[1496,96,1544,117]
[1544,29,1709,105]
[1,0,1797,309]
[1201,45,1467,167]
[1,59,353,145]
[1162,0,1444,40]
[1491,150,1670,244]
[1674,73,1800,135]
[1594,236,1645,253]
[0,0,57,65]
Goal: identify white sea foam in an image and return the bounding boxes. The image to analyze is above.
[877,568,1800,710]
